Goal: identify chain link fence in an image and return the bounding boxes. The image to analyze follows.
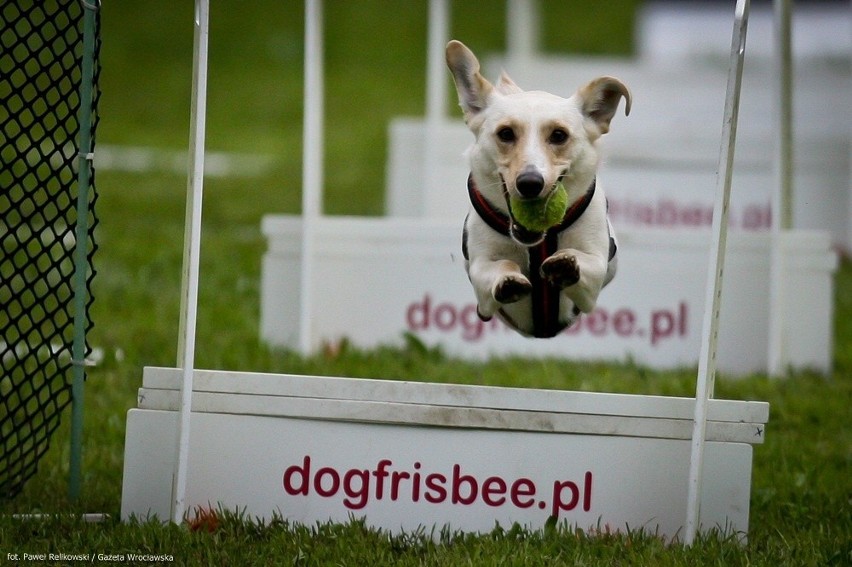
[1,0,100,499]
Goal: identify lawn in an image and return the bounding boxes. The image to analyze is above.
[1,1,850,565]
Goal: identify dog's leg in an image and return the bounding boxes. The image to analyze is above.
[468,259,532,320]
[540,250,607,313]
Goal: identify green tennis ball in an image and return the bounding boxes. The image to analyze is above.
[509,181,569,232]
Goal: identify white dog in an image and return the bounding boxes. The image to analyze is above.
[446,40,631,338]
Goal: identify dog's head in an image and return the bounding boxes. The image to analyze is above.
[446,40,631,203]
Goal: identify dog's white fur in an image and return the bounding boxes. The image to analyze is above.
[446,40,631,336]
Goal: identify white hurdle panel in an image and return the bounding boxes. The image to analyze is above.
[122,367,768,539]
[260,216,836,375]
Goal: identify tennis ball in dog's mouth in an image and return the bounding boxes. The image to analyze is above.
[509,181,569,233]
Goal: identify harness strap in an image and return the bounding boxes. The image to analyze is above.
[524,231,563,337]
[466,175,600,338]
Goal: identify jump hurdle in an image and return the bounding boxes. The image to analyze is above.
[120,0,774,543]
[121,366,768,539]
[259,216,835,375]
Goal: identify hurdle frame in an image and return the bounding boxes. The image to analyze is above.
[160,0,774,542]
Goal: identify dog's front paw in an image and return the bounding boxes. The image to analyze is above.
[541,253,580,289]
[493,274,532,304]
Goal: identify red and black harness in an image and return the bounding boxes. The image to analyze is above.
[464,174,615,338]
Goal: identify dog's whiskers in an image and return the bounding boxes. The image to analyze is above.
[472,179,506,192]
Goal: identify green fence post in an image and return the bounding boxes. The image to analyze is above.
[69,0,99,502]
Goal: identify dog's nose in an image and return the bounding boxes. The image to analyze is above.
[516,171,545,198]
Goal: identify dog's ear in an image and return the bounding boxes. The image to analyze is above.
[446,40,494,118]
[577,76,632,136]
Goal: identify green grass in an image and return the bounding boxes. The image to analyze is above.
[2,1,851,565]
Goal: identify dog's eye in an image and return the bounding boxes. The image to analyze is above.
[549,129,569,145]
[496,127,516,143]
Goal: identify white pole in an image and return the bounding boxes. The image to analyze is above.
[767,0,794,377]
[684,0,750,546]
[426,0,449,124]
[423,0,449,216]
[172,0,209,524]
[506,0,539,60]
[298,0,324,355]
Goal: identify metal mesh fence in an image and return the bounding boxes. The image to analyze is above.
[1,0,100,499]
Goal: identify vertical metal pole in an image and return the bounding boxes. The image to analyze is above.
[423,0,448,216]
[298,0,324,354]
[69,0,99,501]
[506,0,539,60]
[773,0,793,232]
[425,0,448,124]
[685,0,750,546]
[767,0,794,377]
[173,0,209,524]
